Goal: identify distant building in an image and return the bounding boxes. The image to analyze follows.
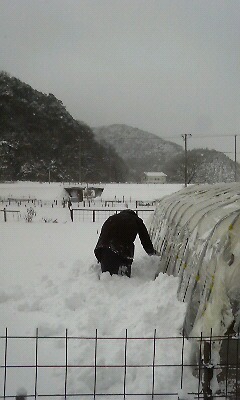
[93,187,105,197]
[143,172,167,184]
[64,187,84,202]
[64,185,104,201]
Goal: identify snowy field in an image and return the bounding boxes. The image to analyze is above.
[0,182,197,399]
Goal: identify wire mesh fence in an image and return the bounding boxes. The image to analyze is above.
[0,199,155,223]
[1,329,240,399]
[0,209,20,222]
[71,209,155,223]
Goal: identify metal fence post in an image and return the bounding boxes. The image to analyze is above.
[93,329,98,399]
[151,329,156,399]
[180,330,185,392]
[236,328,240,398]
[123,329,128,399]
[225,333,230,397]
[202,333,213,400]
[198,332,203,400]
[34,328,38,400]
[3,327,8,399]
[64,329,68,399]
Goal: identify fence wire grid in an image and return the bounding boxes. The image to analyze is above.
[1,329,240,400]
[71,209,154,223]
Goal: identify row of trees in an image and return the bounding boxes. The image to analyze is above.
[164,148,239,184]
[1,71,238,184]
[0,71,129,182]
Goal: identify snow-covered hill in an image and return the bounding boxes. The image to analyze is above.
[93,124,240,184]
[93,124,182,180]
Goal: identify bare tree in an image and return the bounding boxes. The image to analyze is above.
[165,150,204,184]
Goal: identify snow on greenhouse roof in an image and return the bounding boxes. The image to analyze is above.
[149,182,240,338]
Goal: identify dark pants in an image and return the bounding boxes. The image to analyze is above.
[100,248,132,277]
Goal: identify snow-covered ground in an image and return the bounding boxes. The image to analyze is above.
[0,182,197,399]
[0,181,69,201]
[100,183,185,202]
[0,182,185,203]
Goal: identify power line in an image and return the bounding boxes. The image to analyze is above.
[98,134,240,140]
[161,134,240,140]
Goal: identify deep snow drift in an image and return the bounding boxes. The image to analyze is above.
[0,183,197,399]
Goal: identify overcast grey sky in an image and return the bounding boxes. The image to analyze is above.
[0,0,239,156]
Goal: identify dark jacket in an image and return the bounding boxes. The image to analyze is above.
[94,210,155,261]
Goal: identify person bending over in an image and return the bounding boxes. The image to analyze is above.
[94,209,156,278]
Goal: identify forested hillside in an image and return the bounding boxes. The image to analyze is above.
[0,72,129,182]
[164,148,240,184]
[93,124,182,180]
[1,72,238,185]
[93,124,240,183]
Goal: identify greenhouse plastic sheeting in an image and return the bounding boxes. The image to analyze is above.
[149,182,240,338]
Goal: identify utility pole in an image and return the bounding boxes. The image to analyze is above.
[234,135,237,182]
[78,136,82,183]
[108,145,112,182]
[182,134,192,187]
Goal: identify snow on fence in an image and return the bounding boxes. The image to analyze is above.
[1,329,240,399]
[149,182,240,397]
[0,208,20,222]
[0,207,154,223]
[0,200,155,223]
[0,199,155,209]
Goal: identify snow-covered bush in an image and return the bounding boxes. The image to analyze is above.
[24,207,36,222]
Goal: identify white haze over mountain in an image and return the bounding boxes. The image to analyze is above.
[0,0,239,159]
